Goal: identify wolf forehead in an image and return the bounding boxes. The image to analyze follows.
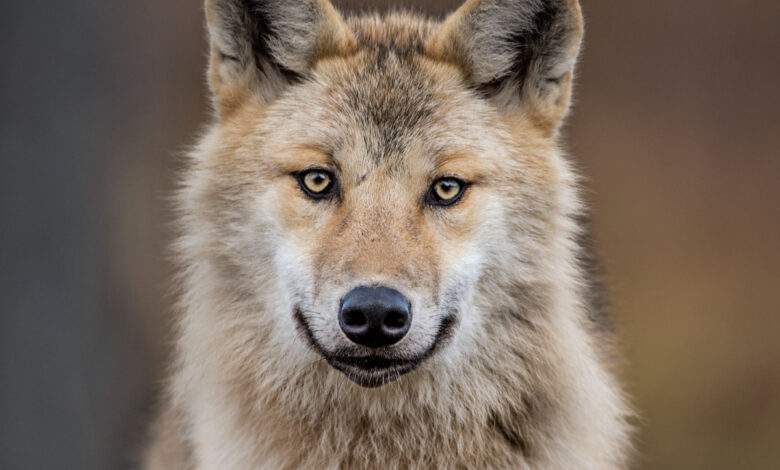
[264,16,488,162]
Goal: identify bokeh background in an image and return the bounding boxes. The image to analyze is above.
[1,1,778,468]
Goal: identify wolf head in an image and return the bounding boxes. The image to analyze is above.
[183,0,584,389]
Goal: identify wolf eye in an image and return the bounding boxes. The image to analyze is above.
[427,177,467,207]
[297,169,336,199]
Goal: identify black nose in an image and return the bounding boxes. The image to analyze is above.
[339,286,412,348]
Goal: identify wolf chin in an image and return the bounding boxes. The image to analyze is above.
[145,0,632,468]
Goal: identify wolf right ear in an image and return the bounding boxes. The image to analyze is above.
[429,0,584,134]
[205,0,354,114]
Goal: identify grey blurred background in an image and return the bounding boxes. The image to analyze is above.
[1,1,778,469]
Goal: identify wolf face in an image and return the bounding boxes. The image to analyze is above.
[147,2,632,468]
[188,0,584,389]
[232,54,524,388]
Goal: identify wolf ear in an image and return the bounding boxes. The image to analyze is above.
[205,0,354,114]
[430,0,584,133]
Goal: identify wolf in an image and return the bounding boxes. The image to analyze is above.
[144,0,632,468]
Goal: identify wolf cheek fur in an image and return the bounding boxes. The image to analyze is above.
[144,1,633,469]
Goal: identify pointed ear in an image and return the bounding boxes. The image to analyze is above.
[429,0,584,133]
[204,0,354,114]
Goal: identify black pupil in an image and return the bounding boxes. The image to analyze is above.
[439,181,457,197]
[311,173,327,190]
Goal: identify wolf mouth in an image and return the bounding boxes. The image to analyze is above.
[328,356,421,388]
[294,307,458,388]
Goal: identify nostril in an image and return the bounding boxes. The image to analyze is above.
[339,286,412,348]
[383,310,408,330]
[342,309,367,328]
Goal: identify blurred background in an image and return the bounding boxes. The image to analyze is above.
[1,1,778,468]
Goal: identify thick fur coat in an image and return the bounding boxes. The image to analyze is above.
[145,1,632,468]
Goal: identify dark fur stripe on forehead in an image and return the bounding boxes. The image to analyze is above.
[347,14,433,54]
[337,50,438,162]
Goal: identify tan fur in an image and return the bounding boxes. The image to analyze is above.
[145,1,632,468]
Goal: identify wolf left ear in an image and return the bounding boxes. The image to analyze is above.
[205,0,354,115]
[429,0,584,133]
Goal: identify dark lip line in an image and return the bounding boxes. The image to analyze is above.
[293,307,330,359]
[293,307,459,386]
[329,361,419,389]
[328,355,416,370]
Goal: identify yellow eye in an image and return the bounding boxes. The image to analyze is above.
[298,169,335,199]
[429,178,466,206]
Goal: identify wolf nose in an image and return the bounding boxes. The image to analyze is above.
[339,286,412,348]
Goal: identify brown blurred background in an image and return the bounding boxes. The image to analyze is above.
[1,1,778,469]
